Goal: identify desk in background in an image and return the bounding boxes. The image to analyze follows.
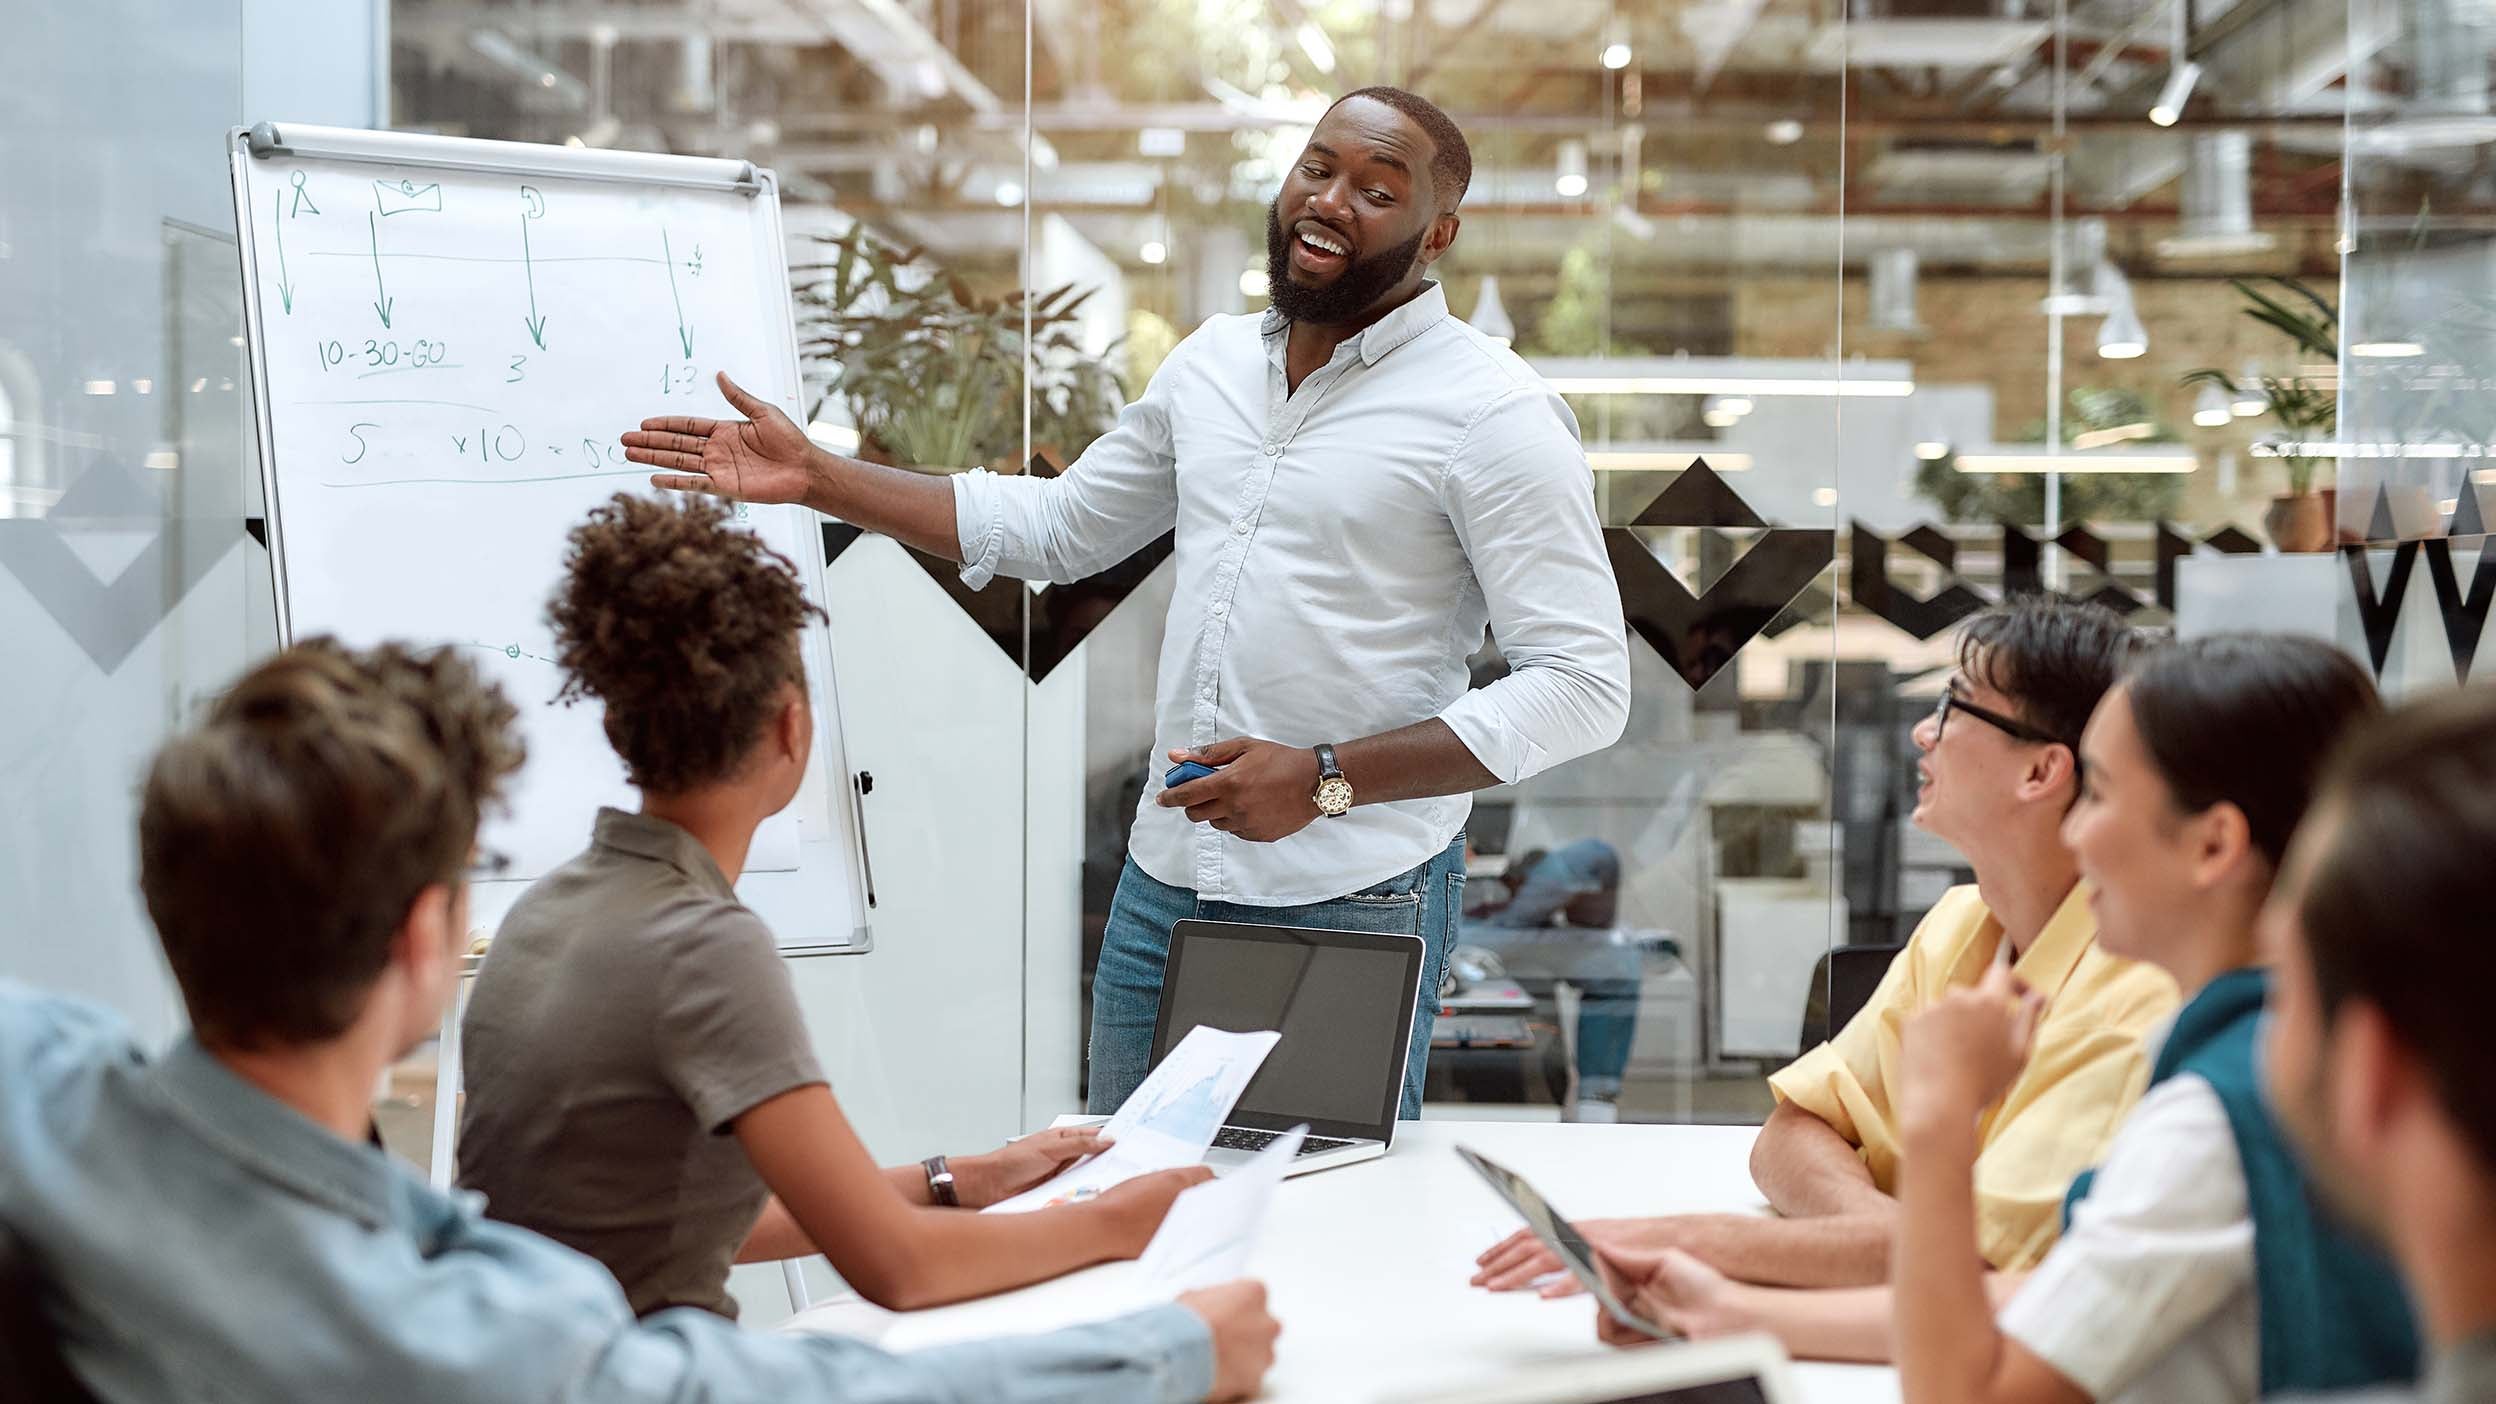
[786,1121,1897,1404]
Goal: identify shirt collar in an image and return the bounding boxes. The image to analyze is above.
[149,1036,401,1231]
[1259,281,1449,367]
[591,806,733,897]
[2010,880,2101,1002]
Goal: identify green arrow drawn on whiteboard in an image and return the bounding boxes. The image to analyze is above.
[663,229,692,358]
[272,191,295,314]
[367,212,393,328]
[520,209,548,349]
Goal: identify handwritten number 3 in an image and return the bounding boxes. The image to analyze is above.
[508,355,527,384]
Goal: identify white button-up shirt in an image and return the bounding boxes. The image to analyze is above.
[951,282,1630,904]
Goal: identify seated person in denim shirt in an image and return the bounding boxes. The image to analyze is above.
[1463,839,1641,1121]
[0,638,1277,1404]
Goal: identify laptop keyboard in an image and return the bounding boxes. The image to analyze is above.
[1211,1127,1358,1157]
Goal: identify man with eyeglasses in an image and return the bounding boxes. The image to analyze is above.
[1473,596,2178,1294]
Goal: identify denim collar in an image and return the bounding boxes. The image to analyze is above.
[590,806,733,898]
[149,1036,400,1231]
[1259,280,1448,367]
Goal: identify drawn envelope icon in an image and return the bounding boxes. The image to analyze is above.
[374,179,443,215]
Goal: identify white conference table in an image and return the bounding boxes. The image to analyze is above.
[787,1120,1899,1404]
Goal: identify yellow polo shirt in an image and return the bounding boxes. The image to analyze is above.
[1765,883,2178,1270]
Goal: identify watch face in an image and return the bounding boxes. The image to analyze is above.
[1316,777,1355,816]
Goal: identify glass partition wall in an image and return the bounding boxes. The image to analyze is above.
[0,0,2378,1312]
[378,0,2358,1144]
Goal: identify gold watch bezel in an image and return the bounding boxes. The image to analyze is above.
[1313,776,1355,816]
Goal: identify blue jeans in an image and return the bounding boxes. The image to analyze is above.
[1087,837,1467,1119]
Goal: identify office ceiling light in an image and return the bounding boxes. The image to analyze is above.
[1531,356,1914,398]
[1543,374,1913,397]
[2232,366,2267,416]
[1915,439,1952,460]
[1600,16,1633,69]
[1716,395,1754,417]
[1138,127,1187,158]
[1240,267,1270,298]
[993,180,1025,207]
[1765,118,1804,145]
[1701,396,1742,428]
[1956,449,2196,474]
[2148,0,2200,129]
[1140,240,1168,266]
[1469,275,1516,346]
[1554,140,1590,199]
[2148,60,2201,126]
[2351,340,2425,357]
[2097,298,2148,359]
[2193,383,2234,427]
[1586,448,1754,471]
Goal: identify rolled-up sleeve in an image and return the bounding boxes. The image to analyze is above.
[950,341,1190,590]
[1434,386,1632,784]
[590,1301,1216,1404]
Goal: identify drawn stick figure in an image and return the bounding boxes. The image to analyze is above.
[289,170,320,218]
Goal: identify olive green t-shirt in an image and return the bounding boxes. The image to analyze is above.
[456,808,824,1319]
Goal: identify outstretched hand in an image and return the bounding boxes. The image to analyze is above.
[623,371,823,507]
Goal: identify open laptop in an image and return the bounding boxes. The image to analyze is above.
[1145,918,1427,1178]
[1379,1335,1801,1404]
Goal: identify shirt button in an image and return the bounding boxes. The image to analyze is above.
[1213,601,1229,617]
[1233,519,1250,535]
[1262,442,1280,456]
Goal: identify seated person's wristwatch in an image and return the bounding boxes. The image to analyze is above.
[1312,743,1354,817]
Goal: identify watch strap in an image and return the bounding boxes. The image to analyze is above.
[923,1154,959,1207]
[1314,742,1343,780]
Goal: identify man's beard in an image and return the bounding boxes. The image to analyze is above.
[1265,205,1426,325]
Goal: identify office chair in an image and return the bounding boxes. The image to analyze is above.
[1796,943,1905,1050]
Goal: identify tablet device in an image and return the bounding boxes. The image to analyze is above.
[1454,1144,1678,1343]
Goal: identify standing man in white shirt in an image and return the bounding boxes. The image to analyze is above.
[624,86,1632,1118]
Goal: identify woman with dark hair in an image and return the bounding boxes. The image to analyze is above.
[1592,635,2420,1404]
[455,494,1210,1322]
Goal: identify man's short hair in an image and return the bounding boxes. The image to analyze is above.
[2302,685,2496,1173]
[1330,86,1472,208]
[1953,594,2138,750]
[139,640,524,1049]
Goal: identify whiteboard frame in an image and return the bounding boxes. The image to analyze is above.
[228,120,874,956]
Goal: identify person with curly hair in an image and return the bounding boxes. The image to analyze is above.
[456,494,1227,1325]
[0,637,1276,1403]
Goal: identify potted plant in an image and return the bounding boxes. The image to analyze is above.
[2181,278,2337,551]
[794,226,1126,473]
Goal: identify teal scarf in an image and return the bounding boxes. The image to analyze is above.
[2062,968,2418,1395]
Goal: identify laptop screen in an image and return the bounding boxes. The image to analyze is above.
[1151,921,1423,1139]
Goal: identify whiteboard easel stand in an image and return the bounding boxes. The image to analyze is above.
[228,120,877,958]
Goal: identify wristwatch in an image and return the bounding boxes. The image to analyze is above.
[1312,743,1354,818]
[922,1155,959,1207]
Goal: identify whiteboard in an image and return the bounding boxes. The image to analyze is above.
[229,122,871,954]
